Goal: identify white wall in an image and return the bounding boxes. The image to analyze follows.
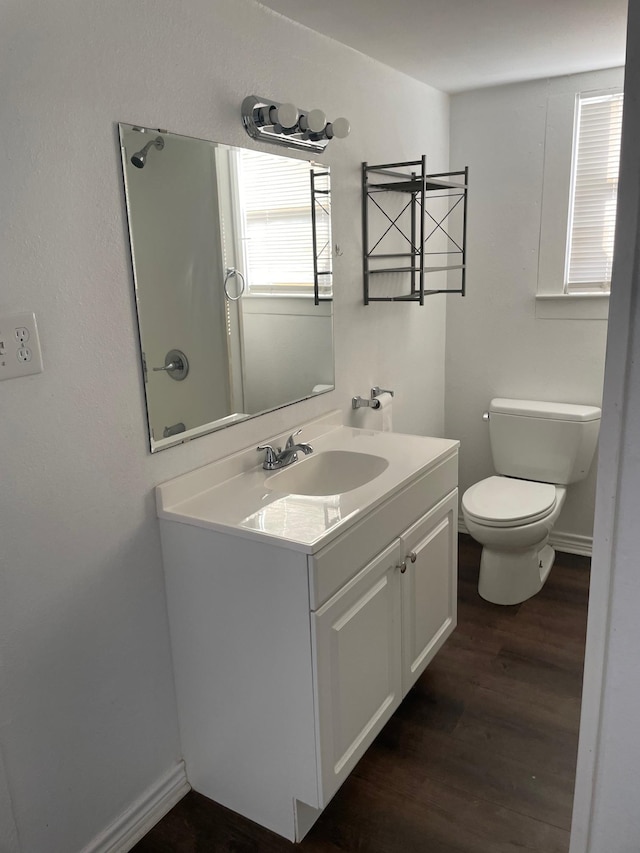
[0,2,449,851]
[571,0,640,847]
[446,68,622,549]
[0,750,19,853]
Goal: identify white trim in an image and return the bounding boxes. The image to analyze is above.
[458,518,593,557]
[535,292,610,321]
[536,293,610,299]
[537,91,580,298]
[80,762,190,853]
[548,531,593,557]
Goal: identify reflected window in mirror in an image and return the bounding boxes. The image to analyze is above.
[118,124,335,452]
[234,150,332,299]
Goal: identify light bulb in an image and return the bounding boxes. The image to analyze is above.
[327,117,350,139]
[258,105,277,126]
[274,103,298,130]
[307,109,327,133]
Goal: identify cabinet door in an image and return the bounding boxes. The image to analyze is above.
[400,490,458,694]
[312,539,402,805]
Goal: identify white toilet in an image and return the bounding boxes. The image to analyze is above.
[461,398,601,605]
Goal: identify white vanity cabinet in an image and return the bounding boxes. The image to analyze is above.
[312,539,403,804]
[401,490,459,692]
[311,490,458,804]
[157,423,458,842]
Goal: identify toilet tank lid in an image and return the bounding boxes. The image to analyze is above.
[489,398,601,422]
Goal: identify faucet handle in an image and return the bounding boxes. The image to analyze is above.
[285,429,302,449]
[257,444,279,467]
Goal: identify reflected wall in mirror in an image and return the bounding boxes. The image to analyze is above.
[119,123,335,452]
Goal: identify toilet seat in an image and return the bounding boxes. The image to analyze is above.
[462,476,557,528]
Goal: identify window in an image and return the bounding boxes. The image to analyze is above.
[565,92,623,294]
[235,149,331,297]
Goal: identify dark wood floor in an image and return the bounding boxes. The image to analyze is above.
[133,535,590,853]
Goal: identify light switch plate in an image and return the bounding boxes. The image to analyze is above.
[0,312,43,380]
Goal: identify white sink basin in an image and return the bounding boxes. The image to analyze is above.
[156,414,460,550]
[265,450,389,496]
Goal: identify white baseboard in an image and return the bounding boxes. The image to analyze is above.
[458,519,592,557]
[548,531,593,557]
[81,761,190,853]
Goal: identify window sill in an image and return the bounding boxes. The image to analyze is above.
[241,295,333,317]
[535,293,609,320]
[245,293,331,299]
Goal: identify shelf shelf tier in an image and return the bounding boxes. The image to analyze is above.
[362,156,468,305]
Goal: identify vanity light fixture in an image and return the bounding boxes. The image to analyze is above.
[241,95,350,154]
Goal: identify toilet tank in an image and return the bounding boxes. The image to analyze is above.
[489,398,601,485]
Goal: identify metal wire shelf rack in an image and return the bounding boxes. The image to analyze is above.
[362,156,468,305]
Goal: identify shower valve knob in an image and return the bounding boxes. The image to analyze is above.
[152,349,189,381]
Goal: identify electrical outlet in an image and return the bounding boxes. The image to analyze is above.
[0,312,43,380]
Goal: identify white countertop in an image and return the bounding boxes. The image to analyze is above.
[156,420,458,554]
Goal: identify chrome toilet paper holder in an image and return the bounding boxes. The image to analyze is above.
[352,386,394,409]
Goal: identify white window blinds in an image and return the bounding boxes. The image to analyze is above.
[235,150,331,296]
[565,91,623,293]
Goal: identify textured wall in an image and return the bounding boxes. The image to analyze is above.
[0,1,449,851]
[447,68,622,546]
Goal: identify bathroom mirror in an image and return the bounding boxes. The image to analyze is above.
[119,123,335,452]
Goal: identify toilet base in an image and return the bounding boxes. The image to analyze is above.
[478,542,555,605]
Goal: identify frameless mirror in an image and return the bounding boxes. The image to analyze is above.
[118,123,335,452]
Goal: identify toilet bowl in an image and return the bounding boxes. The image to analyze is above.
[462,476,566,605]
[462,398,601,606]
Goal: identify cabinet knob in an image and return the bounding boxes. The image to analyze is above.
[397,552,416,573]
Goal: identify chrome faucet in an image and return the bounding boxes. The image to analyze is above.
[257,429,314,470]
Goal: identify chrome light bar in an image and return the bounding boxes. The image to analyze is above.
[241,95,350,154]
